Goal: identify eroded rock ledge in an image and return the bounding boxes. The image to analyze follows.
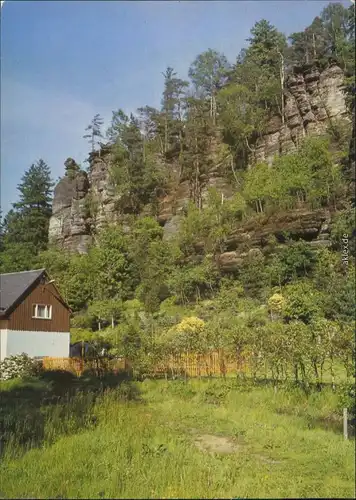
[217,208,333,272]
[49,62,348,254]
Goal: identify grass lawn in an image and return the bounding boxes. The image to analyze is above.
[0,377,354,499]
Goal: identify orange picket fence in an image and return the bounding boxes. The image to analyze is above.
[43,356,128,377]
[43,351,248,378]
[151,351,248,378]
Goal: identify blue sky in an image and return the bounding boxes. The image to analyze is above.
[0,0,350,214]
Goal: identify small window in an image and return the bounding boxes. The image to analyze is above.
[32,304,52,320]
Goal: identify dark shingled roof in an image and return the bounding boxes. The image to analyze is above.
[0,269,46,316]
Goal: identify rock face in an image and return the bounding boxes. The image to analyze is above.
[87,146,120,232]
[49,148,122,253]
[49,162,92,254]
[217,208,333,272]
[49,62,349,254]
[252,62,348,165]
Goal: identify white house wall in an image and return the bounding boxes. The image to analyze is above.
[0,330,8,361]
[1,330,70,360]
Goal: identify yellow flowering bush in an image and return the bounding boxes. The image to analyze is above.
[267,293,285,318]
[161,316,206,354]
[175,317,205,335]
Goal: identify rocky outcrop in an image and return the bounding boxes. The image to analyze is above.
[217,208,332,271]
[87,147,120,232]
[49,159,92,253]
[252,62,349,165]
[49,62,349,253]
[49,148,123,253]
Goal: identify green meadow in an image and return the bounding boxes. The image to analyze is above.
[0,375,354,499]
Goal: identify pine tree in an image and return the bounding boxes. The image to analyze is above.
[161,67,189,153]
[321,3,351,65]
[137,105,163,159]
[64,157,80,179]
[288,4,353,70]
[241,20,287,117]
[288,17,327,67]
[188,49,230,124]
[181,95,215,209]
[10,160,53,251]
[83,113,104,152]
[0,160,54,271]
[219,20,286,163]
[106,109,129,145]
[109,112,151,213]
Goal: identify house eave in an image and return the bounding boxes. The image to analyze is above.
[0,268,72,317]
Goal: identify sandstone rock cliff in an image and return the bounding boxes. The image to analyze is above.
[49,62,349,255]
[49,159,92,253]
[216,208,333,272]
[251,62,349,165]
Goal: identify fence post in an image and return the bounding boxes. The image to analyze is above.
[343,408,348,440]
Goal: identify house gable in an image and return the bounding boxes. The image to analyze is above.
[0,269,46,317]
[7,281,70,332]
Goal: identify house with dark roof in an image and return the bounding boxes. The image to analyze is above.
[0,269,71,361]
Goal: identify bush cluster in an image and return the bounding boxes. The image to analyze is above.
[0,353,43,381]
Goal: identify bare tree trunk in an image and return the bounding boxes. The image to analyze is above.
[245,137,254,153]
[164,115,168,154]
[330,354,336,391]
[312,33,316,59]
[179,129,184,178]
[305,47,310,64]
[278,50,285,124]
[212,94,217,125]
[194,134,201,209]
[158,135,164,156]
[229,154,240,187]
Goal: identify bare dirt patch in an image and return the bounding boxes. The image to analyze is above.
[192,433,283,463]
[194,434,239,454]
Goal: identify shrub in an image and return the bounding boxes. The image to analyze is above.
[0,353,43,381]
[70,313,94,329]
[268,293,286,319]
[337,383,356,419]
[70,328,96,344]
[161,316,207,354]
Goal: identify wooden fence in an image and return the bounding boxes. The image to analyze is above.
[43,351,248,378]
[43,356,129,377]
[151,351,248,378]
